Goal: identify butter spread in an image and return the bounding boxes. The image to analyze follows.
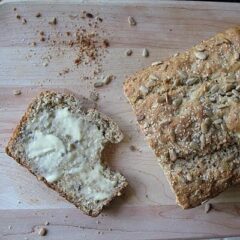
[25,108,116,201]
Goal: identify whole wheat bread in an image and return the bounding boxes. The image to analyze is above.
[6,91,128,216]
[124,26,240,208]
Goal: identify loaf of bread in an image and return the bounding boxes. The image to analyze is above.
[124,26,240,208]
[6,91,128,216]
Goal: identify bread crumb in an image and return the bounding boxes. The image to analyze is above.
[38,227,47,236]
[35,13,42,18]
[13,89,21,95]
[22,18,27,24]
[103,39,109,48]
[125,49,132,56]
[37,175,44,181]
[49,17,57,25]
[129,145,136,151]
[204,202,212,213]
[90,91,99,101]
[86,12,94,18]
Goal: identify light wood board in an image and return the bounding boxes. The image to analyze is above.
[0,1,240,239]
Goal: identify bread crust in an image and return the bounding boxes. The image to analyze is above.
[124,26,240,208]
[6,91,128,217]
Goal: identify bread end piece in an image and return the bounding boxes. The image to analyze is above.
[124,26,240,209]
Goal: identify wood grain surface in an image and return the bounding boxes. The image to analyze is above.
[0,0,240,239]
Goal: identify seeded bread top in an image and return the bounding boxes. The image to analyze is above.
[124,26,240,208]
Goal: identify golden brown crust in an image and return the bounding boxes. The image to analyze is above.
[6,91,127,217]
[124,26,240,208]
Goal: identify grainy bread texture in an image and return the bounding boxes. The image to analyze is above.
[6,91,127,216]
[124,26,240,208]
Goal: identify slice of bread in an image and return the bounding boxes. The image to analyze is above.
[6,91,128,216]
[124,26,240,208]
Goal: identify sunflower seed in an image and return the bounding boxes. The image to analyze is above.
[137,114,145,121]
[195,45,205,52]
[94,82,104,88]
[233,52,239,61]
[169,129,176,142]
[165,93,171,104]
[232,97,240,103]
[169,149,177,161]
[204,203,212,213]
[236,85,240,91]
[210,85,219,94]
[103,75,114,85]
[139,85,149,95]
[226,92,233,97]
[201,118,211,134]
[224,83,235,92]
[173,78,182,87]
[186,77,199,86]
[148,74,159,81]
[13,89,21,95]
[160,119,172,126]
[177,70,188,80]
[186,173,192,181]
[200,134,205,149]
[194,51,208,60]
[173,98,182,107]
[38,227,47,236]
[128,16,136,26]
[190,142,199,150]
[151,61,163,66]
[158,95,166,103]
[142,48,149,57]
[209,96,216,103]
[218,104,229,109]
[213,119,223,125]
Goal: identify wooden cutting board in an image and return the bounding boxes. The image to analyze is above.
[1,0,240,239]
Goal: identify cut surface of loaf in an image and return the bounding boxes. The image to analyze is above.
[6,91,127,216]
[124,26,240,208]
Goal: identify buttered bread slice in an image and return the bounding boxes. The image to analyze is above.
[6,91,127,216]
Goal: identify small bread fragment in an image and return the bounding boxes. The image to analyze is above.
[124,26,240,208]
[6,91,127,216]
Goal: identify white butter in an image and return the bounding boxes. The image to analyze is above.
[54,108,81,142]
[25,108,116,201]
